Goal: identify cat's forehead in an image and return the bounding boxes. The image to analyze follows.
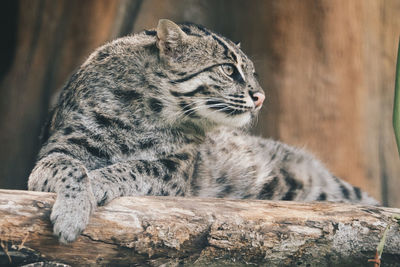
[178,23,254,71]
[212,34,255,76]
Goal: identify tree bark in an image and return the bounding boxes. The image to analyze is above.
[1,190,399,266]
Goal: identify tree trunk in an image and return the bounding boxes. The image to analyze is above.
[1,189,399,266]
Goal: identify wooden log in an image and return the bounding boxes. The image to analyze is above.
[1,190,400,266]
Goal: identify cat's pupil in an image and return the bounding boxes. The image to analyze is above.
[223,65,234,76]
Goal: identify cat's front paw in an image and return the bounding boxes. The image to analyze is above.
[50,193,94,243]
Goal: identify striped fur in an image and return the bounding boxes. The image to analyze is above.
[29,20,378,243]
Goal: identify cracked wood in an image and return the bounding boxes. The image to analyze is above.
[0,189,400,266]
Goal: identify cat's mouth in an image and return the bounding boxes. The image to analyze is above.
[195,97,260,127]
[206,93,264,113]
[179,93,264,127]
[205,99,253,116]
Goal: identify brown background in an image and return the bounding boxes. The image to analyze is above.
[0,0,399,207]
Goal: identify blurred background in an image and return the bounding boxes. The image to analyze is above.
[0,0,399,207]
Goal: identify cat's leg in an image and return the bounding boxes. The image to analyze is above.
[30,152,193,243]
[194,128,379,205]
[252,140,380,205]
[87,153,193,207]
[28,153,96,243]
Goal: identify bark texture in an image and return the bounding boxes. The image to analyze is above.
[1,189,399,266]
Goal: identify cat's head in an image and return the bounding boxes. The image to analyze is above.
[156,19,265,128]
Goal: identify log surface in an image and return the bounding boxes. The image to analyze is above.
[0,189,399,266]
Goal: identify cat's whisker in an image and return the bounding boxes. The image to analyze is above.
[176,101,230,121]
[179,102,229,121]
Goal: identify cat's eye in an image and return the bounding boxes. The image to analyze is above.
[220,64,244,83]
[221,64,235,77]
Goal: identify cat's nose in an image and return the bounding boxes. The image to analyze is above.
[249,91,265,108]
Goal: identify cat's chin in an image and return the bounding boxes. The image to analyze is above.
[207,112,253,128]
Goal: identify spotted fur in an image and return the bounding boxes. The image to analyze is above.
[28,19,378,243]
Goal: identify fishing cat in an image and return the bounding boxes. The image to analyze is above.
[28,19,378,243]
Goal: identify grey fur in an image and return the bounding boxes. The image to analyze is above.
[28,19,378,243]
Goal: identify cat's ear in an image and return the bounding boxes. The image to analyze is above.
[156,19,187,55]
